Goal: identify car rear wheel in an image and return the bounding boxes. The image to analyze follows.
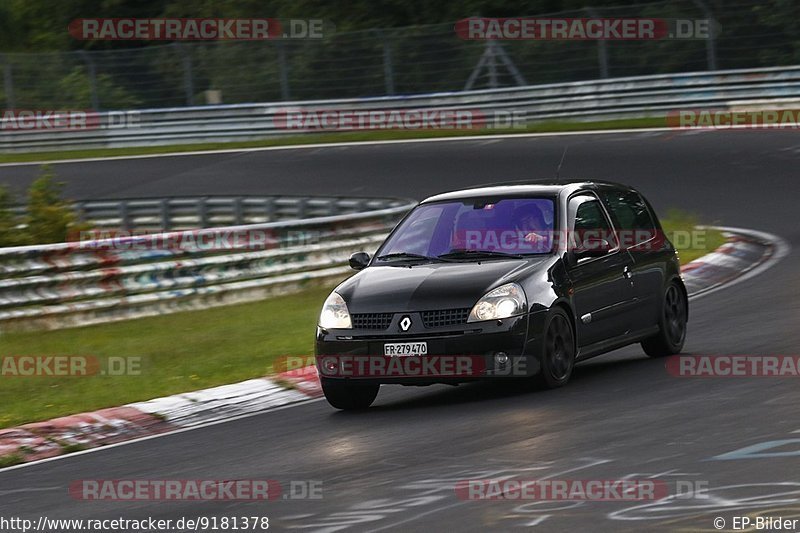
[321,379,380,410]
[642,282,687,357]
[536,308,576,388]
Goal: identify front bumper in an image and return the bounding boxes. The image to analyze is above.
[315,310,547,385]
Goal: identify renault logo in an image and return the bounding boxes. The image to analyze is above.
[399,316,412,332]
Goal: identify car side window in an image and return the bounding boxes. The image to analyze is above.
[600,189,656,246]
[568,196,617,251]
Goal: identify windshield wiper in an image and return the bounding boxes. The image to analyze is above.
[376,252,446,263]
[437,249,524,260]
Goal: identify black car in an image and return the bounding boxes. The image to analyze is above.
[316,180,688,409]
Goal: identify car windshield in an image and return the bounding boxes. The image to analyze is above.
[377,197,556,260]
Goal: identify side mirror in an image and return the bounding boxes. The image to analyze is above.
[573,237,612,260]
[349,252,371,270]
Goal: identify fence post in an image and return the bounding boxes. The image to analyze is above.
[585,8,610,79]
[198,197,208,227]
[78,51,101,110]
[277,42,291,100]
[116,202,129,231]
[466,40,525,90]
[264,197,275,222]
[159,199,170,231]
[176,43,195,106]
[692,0,718,70]
[296,197,308,219]
[378,30,395,95]
[486,41,499,89]
[493,42,527,86]
[1,55,14,109]
[233,197,243,225]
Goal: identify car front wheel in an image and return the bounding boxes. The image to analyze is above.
[321,379,380,410]
[535,307,576,388]
[642,281,687,357]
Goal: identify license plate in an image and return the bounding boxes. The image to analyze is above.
[384,342,428,356]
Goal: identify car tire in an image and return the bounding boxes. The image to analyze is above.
[535,307,576,389]
[321,379,380,410]
[642,281,687,357]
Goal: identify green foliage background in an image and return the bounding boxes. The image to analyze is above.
[0,0,798,109]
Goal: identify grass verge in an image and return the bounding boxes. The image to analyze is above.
[0,285,334,429]
[0,117,665,164]
[662,210,726,264]
[0,215,722,428]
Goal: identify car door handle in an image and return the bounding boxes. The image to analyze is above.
[623,266,632,279]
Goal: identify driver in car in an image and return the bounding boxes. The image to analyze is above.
[512,203,549,250]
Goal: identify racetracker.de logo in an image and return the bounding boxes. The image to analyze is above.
[75,228,283,252]
[68,18,328,40]
[455,479,669,500]
[273,109,496,131]
[0,110,99,131]
[68,479,323,500]
[0,355,142,377]
[69,479,280,501]
[667,109,800,129]
[316,355,493,378]
[666,355,800,377]
[455,17,712,40]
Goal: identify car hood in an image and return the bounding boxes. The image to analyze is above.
[337,258,549,312]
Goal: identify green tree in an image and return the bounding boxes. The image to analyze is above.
[24,166,78,245]
[57,67,143,109]
[0,185,21,247]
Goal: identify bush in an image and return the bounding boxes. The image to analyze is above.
[0,165,81,247]
[0,185,20,247]
[23,166,79,245]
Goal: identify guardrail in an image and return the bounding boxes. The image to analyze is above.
[10,195,409,232]
[0,197,415,331]
[3,65,800,152]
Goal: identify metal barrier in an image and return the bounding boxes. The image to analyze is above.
[3,65,800,152]
[0,198,415,331]
[9,195,409,232]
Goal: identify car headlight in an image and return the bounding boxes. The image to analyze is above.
[468,283,527,322]
[319,291,352,329]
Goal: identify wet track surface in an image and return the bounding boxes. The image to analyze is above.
[1,129,799,531]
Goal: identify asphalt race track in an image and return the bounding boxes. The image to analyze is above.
[1,129,799,531]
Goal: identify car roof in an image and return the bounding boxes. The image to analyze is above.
[420,179,634,204]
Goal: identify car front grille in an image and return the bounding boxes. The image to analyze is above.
[421,308,471,328]
[351,309,472,330]
[351,313,394,330]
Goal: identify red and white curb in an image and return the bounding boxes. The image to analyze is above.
[0,378,321,466]
[0,226,787,467]
[129,377,318,427]
[681,226,789,300]
[0,407,174,463]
